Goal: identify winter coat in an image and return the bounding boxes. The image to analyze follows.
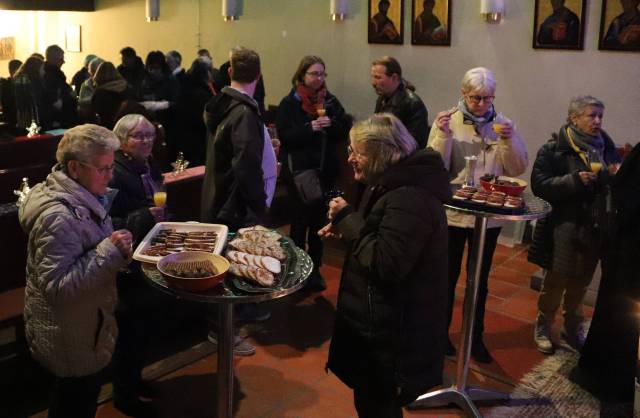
[42,62,77,128]
[19,168,126,377]
[327,149,451,403]
[427,109,528,228]
[375,83,429,148]
[276,88,350,184]
[109,150,162,244]
[579,142,640,401]
[91,79,135,130]
[529,125,621,273]
[176,74,213,166]
[200,86,267,230]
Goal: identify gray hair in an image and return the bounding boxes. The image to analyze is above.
[166,50,182,67]
[349,113,417,182]
[56,124,120,168]
[461,67,496,95]
[113,114,155,146]
[88,57,104,76]
[567,95,605,122]
[83,54,97,67]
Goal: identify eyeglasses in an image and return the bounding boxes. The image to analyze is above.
[78,161,114,176]
[347,145,366,159]
[306,71,327,78]
[129,132,155,142]
[466,95,495,104]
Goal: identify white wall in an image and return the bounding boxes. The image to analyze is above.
[1,0,638,179]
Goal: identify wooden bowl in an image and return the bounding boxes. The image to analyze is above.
[157,251,229,292]
[480,176,527,196]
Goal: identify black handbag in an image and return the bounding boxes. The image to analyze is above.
[527,216,553,269]
[289,135,326,206]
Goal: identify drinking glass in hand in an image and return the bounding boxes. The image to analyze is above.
[324,188,345,207]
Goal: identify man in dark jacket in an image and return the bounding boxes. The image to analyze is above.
[42,44,77,128]
[200,47,271,230]
[215,56,266,117]
[371,56,429,148]
[118,47,145,99]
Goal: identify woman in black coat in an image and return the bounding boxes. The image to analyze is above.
[276,55,350,291]
[320,114,451,417]
[109,113,165,418]
[530,96,622,355]
[577,142,640,402]
[176,58,214,166]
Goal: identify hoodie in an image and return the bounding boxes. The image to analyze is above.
[200,86,267,230]
[19,168,125,377]
[327,148,451,399]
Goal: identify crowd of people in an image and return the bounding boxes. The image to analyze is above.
[5,42,638,418]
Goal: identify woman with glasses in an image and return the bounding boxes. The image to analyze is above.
[427,67,528,363]
[108,114,165,418]
[276,55,350,292]
[19,124,132,417]
[320,114,450,417]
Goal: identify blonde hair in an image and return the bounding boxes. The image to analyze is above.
[56,124,120,168]
[349,113,416,181]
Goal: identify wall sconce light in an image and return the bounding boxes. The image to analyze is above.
[222,0,241,21]
[480,0,504,24]
[330,0,349,21]
[146,0,159,22]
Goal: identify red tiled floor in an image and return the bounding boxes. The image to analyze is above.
[82,241,598,418]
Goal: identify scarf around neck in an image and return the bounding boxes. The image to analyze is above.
[567,124,605,160]
[122,152,159,200]
[457,98,496,129]
[296,83,327,118]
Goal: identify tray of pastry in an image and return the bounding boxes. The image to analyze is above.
[450,186,526,214]
[133,222,228,264]
[222,226,295,293]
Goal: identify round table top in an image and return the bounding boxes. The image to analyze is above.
[445,192,552,222]
[141,237,313,304]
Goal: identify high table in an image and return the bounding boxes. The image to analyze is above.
[142,237,313,418]
[409,193,551,417]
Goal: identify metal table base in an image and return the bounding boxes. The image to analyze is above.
[409,194,551,417]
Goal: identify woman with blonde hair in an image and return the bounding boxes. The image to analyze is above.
[91,61,134,129]
[322,113,450,417]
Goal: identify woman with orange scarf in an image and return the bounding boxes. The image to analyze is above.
[276,56,350,291]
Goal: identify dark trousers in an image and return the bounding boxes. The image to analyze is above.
[446,226,501,341]
[353,384,403,418]
[289,198,326,274]
[48,371,102,418]
[112,273,161,401]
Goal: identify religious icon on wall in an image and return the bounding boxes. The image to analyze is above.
[0,37,15,60]
[368,0,404,44]
[599,0,640,51]
[412,0,451,46]
[533,0,586,50]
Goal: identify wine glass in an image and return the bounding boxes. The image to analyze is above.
[586,149,603,173]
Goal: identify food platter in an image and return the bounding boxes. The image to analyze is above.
[450,185,526,215]
[133,222,228,264]
[223,232,296,294]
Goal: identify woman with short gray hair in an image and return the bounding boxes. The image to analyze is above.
[428,67,528,363]
[19,124,132,418]
[109,113,164,417]
[321,113,451,416]
[530,95,621,355]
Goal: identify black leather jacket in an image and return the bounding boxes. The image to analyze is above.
[374,83,428,148]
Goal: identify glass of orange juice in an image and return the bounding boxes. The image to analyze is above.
[590,162,603,173]
[153,184,167,207]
